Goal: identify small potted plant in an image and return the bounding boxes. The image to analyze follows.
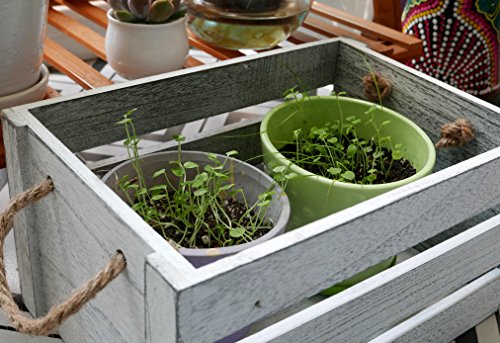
[103,111,290,268]
[260,88,436,294]
[105,0,189,79]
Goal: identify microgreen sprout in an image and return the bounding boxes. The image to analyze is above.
[276,87,415,185]
[117,111,277,249]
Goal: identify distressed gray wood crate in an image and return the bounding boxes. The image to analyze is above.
[3,38,500,343]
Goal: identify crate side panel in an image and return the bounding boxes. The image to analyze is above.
[374,269,500,343]
[239,213,500,343]
[145,254,179,343]
[334,42,500,172]
[91,119,262,174]
[30,40,339,152]
[3,119,44,315]
[3,111,193,343]
[173,148,500,343]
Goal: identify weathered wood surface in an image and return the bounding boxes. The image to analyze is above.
[0,310,62,343]
[5,39,500,343]
[334,41,500,249]
[372,268,500,343]
[239,213,500,343]
[334,43,500,173]
[2,108,194,343]
[29,40,339,153]
[89,119,262,173]
[148,146,500,342]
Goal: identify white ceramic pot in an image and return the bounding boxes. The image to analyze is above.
[0,0,49,97]
[105,10,189,80]
[0,64,49,111]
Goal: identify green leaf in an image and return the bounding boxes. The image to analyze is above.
[153,169,165,178]
[380,120,391,127]
[327,167,342,175]
[194,172,209,182]
[173,135,185,142]
[149,185,167,192]
[219,184,235,191]
[137,188,148,196]
[258,200,271,207]
[225,150,238,157]
[392,150,403,160]
[183,161,199,169]
[229,227,245,238]
[327,137,338,144]
[285,172,298,180]
[368,168,378,174]
[151,194,165,201]
[214,172,228,178]
[347,144,357,157]
[171,168,184,177]
[194,189,208,196]
[341,171,355,181]
[272,166,287,173]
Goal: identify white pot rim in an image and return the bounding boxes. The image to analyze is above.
[106,9,186,29]
[0,64,49,110]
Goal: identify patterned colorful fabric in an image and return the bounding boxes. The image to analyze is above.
[402,0,500,97]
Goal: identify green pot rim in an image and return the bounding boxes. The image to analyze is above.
[260,96,436,191]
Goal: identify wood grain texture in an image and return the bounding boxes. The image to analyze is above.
[152,146,500,342]
[52,0,107,28]
[30,39,339,152]
[2,109,194,343]
[311,2,420,50]
[302,16,394,56]
[8,39,500,343]
[48,6,106,60]
[145,253,178,343]
[89,119,262,173]
[334,42,500,173]
[372,268,500,343]
[334,41,500,247]
[43,38,113,89]
[373,0,403,31]
[240,213,500,343]
[2,118,43,316]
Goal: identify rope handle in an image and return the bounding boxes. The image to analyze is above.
[0,178,126,336]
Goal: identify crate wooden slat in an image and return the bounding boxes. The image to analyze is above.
[3,38,500,343]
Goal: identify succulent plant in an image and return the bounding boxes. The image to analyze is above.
[108,0,186,24]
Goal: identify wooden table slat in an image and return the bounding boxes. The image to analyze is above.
[52,0,108,28]
[48,6,107,61]
[43,38,114,89]
[303,16,394,56]
[311,1,421,50]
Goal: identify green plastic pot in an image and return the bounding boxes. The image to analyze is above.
[260,96,436,294]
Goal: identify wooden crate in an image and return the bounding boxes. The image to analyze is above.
[4,38,500,343]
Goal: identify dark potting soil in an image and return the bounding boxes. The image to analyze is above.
[280,142,416,184]
[148,196,272,249]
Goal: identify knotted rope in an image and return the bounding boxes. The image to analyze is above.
[435,118,475,149]
[362,71,392,102]
[0,178,126,336]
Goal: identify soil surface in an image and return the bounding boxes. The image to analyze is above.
[280,141,416,185]
[149,195,272,249]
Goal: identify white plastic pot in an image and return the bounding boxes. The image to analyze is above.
[0,0,49,97]
[105,10,189,80]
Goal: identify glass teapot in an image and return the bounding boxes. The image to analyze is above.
[186,0,312,50]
